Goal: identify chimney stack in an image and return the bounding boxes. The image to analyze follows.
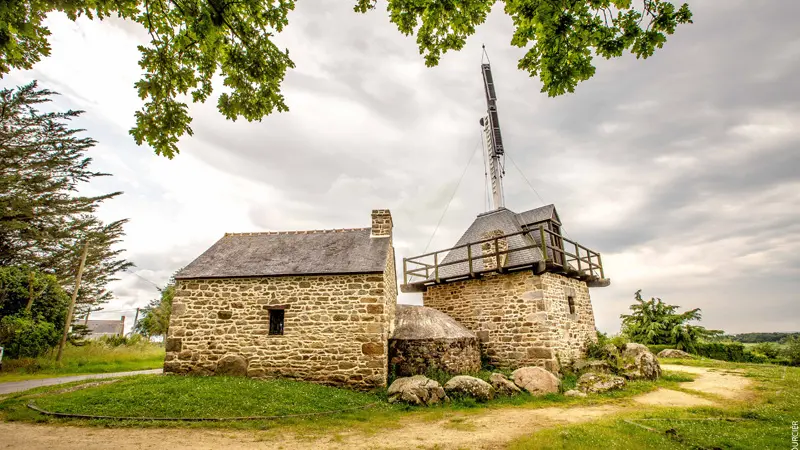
[371,209,393,238]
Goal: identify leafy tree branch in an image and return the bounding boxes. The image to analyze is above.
[1,0,691,158]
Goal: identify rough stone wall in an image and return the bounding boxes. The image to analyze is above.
[383,243,398,336]
[389,338,481,377]
[371,209,393,237]
[164,273,394,389]
[422,271,596,372]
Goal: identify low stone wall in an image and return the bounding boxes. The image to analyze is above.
[389,337,481,377]
[423,271,596,371]
[164,271,395,390]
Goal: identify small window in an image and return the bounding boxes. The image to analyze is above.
[269,309,285,335]
[567,296,576,315]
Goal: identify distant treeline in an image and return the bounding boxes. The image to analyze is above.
[722,333,800,343]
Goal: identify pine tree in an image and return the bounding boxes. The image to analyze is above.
[0,81,132,313]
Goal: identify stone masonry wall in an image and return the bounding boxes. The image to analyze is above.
[165,270,394,389]
[422,271,596,372]
[389,337,481,377]
[383,243,398,336]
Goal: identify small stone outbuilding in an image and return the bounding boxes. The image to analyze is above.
[164,210,397,390]
[389,304,480,377]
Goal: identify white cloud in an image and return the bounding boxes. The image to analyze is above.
[5,2,799,335]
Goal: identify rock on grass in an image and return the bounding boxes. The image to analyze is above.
[511,367,560,395]
[444,375,495,402]
[387,375,447,406]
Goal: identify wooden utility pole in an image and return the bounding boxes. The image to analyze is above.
[131,307,140,335]
[56,241,89,362]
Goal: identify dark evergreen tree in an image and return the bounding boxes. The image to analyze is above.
[0,82,132,315]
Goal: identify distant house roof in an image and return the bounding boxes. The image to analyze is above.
[391,305,476,340]
[175,228,392,280]
[437,205,559,279]
[86,319,124,335]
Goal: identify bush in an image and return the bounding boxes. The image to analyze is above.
[752,342,781,359]
[585,332,628,360]
[98,334,130,347]
[694,341,746,362]
[0,314,60,358]
[582,332,631,375]
[783,336,800,366]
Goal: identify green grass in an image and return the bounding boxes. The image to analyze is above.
[0,368,693,434]
[508,361,800,449]
[0,342,165,382]
[32,375,381,418]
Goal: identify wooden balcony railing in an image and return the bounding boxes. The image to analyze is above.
[401,225,607,292]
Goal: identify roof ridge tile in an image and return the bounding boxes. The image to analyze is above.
[224,227,370,237]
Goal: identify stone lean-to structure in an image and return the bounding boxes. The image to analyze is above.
[404,205,609,372]
[164,210,397,389]
[389,304,480,377]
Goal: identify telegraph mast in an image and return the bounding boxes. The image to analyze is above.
[480,58,505,210]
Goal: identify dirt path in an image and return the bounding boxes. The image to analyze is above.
[0,365,751,450]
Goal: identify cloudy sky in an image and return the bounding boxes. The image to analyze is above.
[5,0,798,334]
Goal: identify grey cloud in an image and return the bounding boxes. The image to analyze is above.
[26,0,799,334]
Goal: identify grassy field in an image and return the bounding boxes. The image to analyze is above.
[0,370,695,432]
[0,342,165,382]
[2,360,796,448]
[508,360,800,449]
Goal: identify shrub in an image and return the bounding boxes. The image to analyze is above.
[97,334,132,347]
[582,332,631,375]
[0,314,60,358]
[752,342,781,359]
[743,351,768,364]
[783,336,800,366]
[694,341,746,362]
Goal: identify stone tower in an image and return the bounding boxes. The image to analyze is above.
[400,60,609,371]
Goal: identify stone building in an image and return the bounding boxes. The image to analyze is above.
[403,205,608,372]
[389,304,480,377]
[164,210,397,389]
[400,61,609,373]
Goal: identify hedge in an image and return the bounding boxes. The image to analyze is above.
[647,342,769,363]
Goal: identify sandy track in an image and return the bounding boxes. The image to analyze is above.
[0,365,750,450]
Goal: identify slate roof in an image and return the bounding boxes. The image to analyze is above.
[86,319,124,335]
[517,204,560,226]
[437,205,559,279]
[175,228,391,279]
[391,305,476,340]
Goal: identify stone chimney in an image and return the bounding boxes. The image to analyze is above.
[120,315,126,337]
[371,209,393,237]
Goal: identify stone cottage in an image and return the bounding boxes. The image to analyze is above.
[164,210,397,389]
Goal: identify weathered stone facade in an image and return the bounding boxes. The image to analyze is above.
[422,271,596,371]
[389,337,480,377]
[165,210,398,390]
